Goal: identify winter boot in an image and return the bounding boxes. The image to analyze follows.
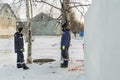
[64,60,68,67]
[61,60,68,68]
[17,64,22,68]
[61,63,68,68]
[22,63,29,70]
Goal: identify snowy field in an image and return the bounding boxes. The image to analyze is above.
[0,36,85,80]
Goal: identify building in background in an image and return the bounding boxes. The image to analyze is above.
[31,12,61,36]
[0,3,17,38]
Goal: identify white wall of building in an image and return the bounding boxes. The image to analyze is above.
[84,0,120,80]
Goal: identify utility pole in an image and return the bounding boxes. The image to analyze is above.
[26,0,32,63]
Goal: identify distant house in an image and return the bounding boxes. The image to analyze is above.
[31,12,61,35]
[0,3,17,38]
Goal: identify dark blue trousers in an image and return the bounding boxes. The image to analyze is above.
[16,51,24,68]
[61,47,69,66]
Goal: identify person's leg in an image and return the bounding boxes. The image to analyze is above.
[17,52,22,68]
[61,49,65,63]
[21,52,29,70]
[19,51,29,70]
[61,48,69,67]
[64,48,69,67]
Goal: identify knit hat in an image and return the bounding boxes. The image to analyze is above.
[18,27,23,32]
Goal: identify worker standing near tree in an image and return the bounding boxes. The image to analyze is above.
[14,27,29,70]
[60,23,71,68]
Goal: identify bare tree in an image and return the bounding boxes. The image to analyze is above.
[35,0,90,26]
[10,0,33,63]
[10,0,25,19]
[9,0,90,64]
[26,0,33,63]
[25,0,90,63]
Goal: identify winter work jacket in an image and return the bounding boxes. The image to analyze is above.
[61,29,71,49]
[14,32,24,53]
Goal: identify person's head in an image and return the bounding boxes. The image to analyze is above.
[62,23,67,31]
[18,27,23,33]
[62,23,67,28]
[62,23,70,30]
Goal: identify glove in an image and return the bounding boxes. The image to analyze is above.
[20,48,24,52]
[61,45,65,50]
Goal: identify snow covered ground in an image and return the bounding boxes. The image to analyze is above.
[0,36,85,80]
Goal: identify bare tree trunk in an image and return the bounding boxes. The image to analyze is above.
[62,0,70,28]
[30,0,33,18]
[26,0,32,64]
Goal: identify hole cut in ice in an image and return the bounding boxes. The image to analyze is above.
[33,59,55,65]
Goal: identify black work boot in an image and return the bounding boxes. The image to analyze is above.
[61,63,68,68]
[64,61,68,67]
[17,64,22,68]
[22,64,29,70]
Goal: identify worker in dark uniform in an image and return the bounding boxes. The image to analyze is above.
[60,23,71,68]
[14,27,29,70]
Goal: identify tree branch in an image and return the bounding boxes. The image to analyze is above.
[75,7,84,17]
[69,4,90,9]
[11,0,24,4]
[69,2,88,4]
[35,0,62,11]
